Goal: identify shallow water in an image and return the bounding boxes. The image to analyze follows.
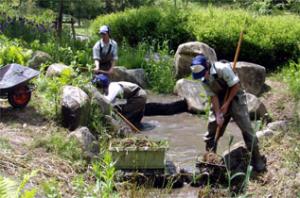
[139,94,243,171]
[134,94,243,197]
[141,113,243,171]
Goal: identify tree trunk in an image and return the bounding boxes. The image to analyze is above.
[57,0,64,40]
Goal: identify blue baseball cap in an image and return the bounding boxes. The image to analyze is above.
[92,74,110,88]
[190,55,208,81]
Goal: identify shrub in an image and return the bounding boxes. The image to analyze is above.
[90,6,194,50]
[187,6,300,69]
[0,37,32,66]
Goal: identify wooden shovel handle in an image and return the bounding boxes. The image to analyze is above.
[114,109,140,133]
[213,31,244,148]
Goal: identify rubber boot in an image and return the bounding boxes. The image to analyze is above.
[251,148,266,172]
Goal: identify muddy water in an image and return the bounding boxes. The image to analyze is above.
[139,94,243,171]
[135,94,243,197]
[141,113,243,171]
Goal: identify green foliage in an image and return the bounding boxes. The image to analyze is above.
[141,43,175,93]
[34,68,74,119]
[33,133,83,161]
[0,2,55,43]
[41,179,62,198]
[90,6,194,50]
[282,60,300,101]
[0,171,37,198]
[92,151,117,198]
[0,37,32,66]
[118,41,147,69]
[188,6,300,69]
[33,66,91,120]
[0,137,11,150]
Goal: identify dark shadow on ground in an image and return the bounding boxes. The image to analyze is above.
[0,104,49,126]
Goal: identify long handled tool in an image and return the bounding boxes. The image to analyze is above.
[212,31,244,152]
[113,108,140,133]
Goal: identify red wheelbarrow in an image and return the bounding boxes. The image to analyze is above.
[0,64,39,108]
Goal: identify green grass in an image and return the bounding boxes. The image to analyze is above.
[0,137,11,150]
[32,133,83,162]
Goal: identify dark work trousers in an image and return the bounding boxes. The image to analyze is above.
[204,90,260,153]
[122,89,147,127]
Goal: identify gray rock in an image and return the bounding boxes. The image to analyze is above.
[256,129,274,138]
[27,50,52,69]
[246,92,268,120]
[222,142,249,172]
[110,66,147,88]
[174,79,208,114]
[61,86,90,130]
[68,127,99,156]
[174,42,217,79]
[235,62,266,96]
[46,63,72,77]
[82,83,111,115]
[267,120,288,131]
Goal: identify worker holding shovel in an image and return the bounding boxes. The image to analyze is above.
[92,74,146,131]
[190,54,266,172]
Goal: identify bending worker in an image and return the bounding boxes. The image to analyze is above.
[92,74,146,130]
[190,54,266,172]
[92,25,118,75]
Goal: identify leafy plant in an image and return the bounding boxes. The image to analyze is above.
[92,152,117,198]
[282,60,300,101]
[141,42,175,93]
[41,179,62,198]
[0,170,38,198]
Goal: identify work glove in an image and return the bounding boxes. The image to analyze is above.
[216,111,224,126]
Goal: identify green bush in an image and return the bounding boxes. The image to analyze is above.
[0,36,32,66]
[90,6,194,50]
[188,6,300,69]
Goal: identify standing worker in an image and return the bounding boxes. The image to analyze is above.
[92,25,118,75]
[190,54,266,172]
[92,74,147,130]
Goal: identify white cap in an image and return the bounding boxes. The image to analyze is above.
[99,25,109,34]
[190,64,205,73]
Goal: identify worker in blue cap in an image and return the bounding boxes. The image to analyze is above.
[191,54,266,172]
[92,74,146,130]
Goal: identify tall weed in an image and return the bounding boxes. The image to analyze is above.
[141,42,175,93]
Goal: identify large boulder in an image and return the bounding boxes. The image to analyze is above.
[68,127,99,158]
[174,42,217,79]
[245,93,268,120]
[61,86,90,131]
[235,62,266,96]
[110,66,147,88]
[28,50,52,69]
[46,63,72,77]
[82,83,111,115]
[174,79,208,114]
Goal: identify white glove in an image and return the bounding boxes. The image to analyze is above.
[216,112,224,126]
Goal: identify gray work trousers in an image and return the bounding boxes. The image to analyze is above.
[204,91,259,153]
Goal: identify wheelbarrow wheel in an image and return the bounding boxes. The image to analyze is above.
[8,85,31,108]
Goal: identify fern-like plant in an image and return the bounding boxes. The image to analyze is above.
[0,170,37,198]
